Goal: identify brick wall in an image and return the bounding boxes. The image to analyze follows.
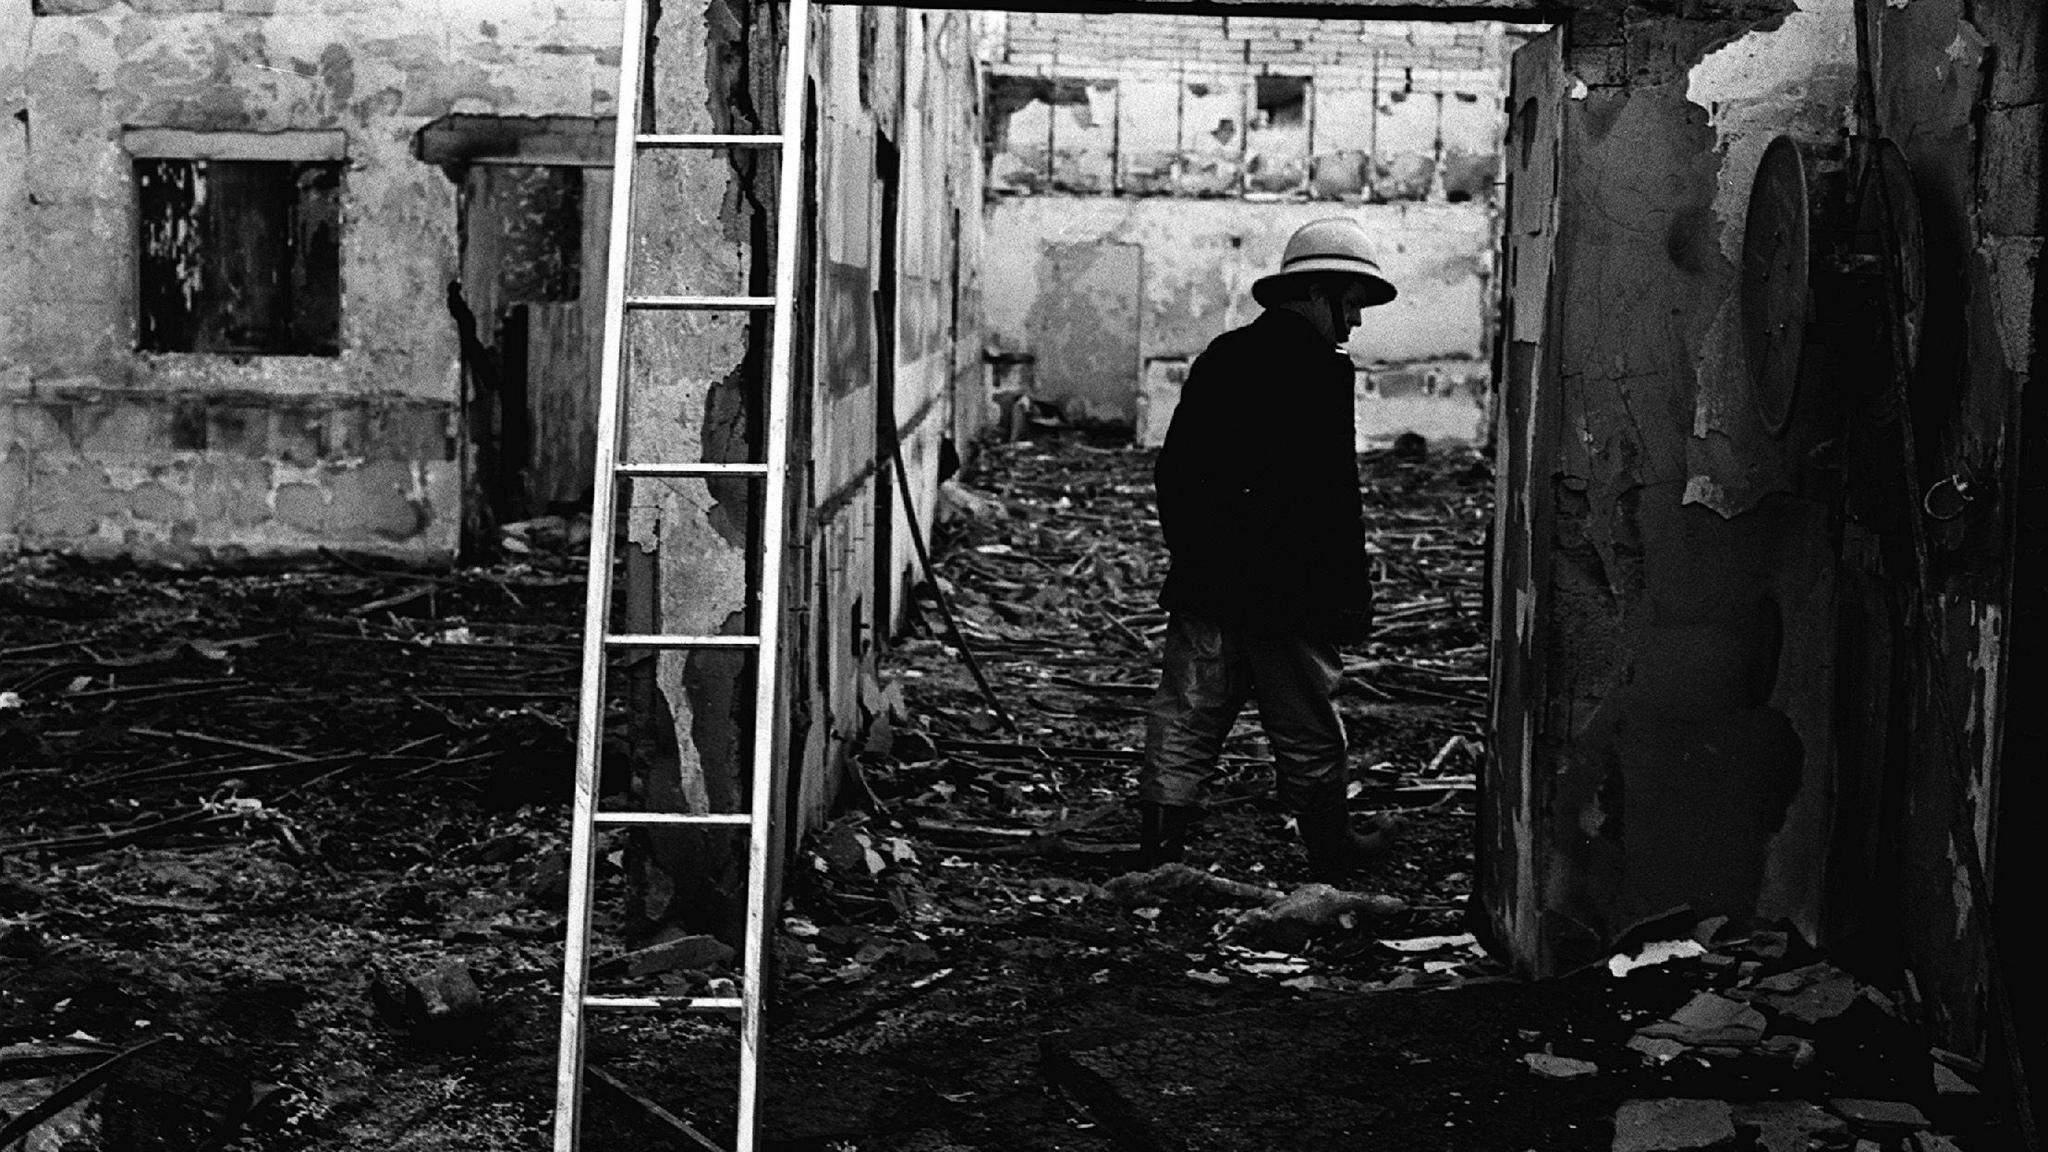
[986,13,1510,201]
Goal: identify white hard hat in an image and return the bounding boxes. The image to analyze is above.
[1251,217,1398,307]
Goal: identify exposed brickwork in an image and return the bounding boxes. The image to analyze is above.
[1000,12,1502,78]
[986,12,1507,202]
[2,393,457,563]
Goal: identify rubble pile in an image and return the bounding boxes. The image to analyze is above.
[1515,923,1998,1151]
[775,434,1505,1009]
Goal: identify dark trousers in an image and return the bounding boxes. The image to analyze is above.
[1138,613,1348,813]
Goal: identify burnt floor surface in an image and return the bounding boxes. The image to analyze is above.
[5,435,1936,1152]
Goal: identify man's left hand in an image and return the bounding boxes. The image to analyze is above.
[1333,605,1374,646]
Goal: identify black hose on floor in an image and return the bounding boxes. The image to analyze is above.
[886,426,1020,739]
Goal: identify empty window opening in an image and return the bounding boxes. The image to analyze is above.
[136,158,343,356]
[1255,74,1309,128]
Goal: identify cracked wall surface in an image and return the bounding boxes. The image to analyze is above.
[978,15,1508,433]
[2,0,621,562]
[1483,0,2041,1066]
[1853,0,2040,1056]
[1482,0,1855,974]
[633,1,985,933]
[983,197,1495,435]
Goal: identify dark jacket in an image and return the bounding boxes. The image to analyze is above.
[1155,308,1373,638]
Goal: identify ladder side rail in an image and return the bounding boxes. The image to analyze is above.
[735,1,812,1147]
[553,0,654,1147]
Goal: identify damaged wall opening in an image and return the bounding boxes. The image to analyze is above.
[135,158,344,357]
[980,12,1520,445]
[413,114,617,547]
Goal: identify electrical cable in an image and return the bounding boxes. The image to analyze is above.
[885,423,1020,738]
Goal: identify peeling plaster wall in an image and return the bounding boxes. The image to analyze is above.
[1,16,27,409]
[792,5,987,832]
[1482,0,1860,974]
[984,196,1493,436]
[632,2,984,931]
[1852,0,2040,1056]
[3,0,621,563]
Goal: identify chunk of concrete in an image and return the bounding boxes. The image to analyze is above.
[1745,961,1863,1024]
[1627,1035,1687,1064]
[1930,1062,1980,1098]
[1611,1098,1736,1152]
[1670,991,1767,1032]
[1635,991,1767,1048]
[1829,1098,1931,1130]
[1755,1034,1816,1069]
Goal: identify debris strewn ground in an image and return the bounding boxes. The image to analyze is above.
[0,434,2001,1150]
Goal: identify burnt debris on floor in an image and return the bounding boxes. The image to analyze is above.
[0,435,2008,1151]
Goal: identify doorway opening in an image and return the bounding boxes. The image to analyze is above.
[418,114,614,555]
[774,8,1548,1150]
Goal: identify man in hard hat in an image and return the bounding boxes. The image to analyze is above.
[1137,217,1397,883]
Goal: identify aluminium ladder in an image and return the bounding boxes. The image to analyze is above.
[552,0,811,1147]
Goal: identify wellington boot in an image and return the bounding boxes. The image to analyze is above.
[1137,801,1205,868]
[1294,807,1401,884]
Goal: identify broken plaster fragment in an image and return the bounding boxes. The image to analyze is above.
[1627,1034,1687,1065]
[1608,938,1707,977]
[1523,1051,1599,1079]
[1382,933,1478,954]
[1637,991,1769,1048]
[1670,991,1768,1033]
[1757,1034,1817,1069]
[1612,1099,1736,1152]
[1733,1101,1848,1152]
[1830,1098,1931,1130]
[1930,1062,1980,1098]
[1743,961,1863,1023]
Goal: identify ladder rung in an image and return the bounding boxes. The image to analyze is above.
[636,133,785,148]
[604,634,761,650]
[626,295,776,311]
[616,462,770,478]
[585,996,744,1012]
[593,812,752,827]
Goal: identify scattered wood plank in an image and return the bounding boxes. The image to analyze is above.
[131,728,316,762]
[348,584,438,617]
[58,678,246,704]
[587,1065,729,1152]
[0,1038,165,1148]
[807,966,960,1040]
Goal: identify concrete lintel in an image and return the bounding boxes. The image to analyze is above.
[413,114,615,168]
[121,127,349,162]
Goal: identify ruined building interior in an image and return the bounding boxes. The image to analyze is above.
[1,0,2044,1148]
